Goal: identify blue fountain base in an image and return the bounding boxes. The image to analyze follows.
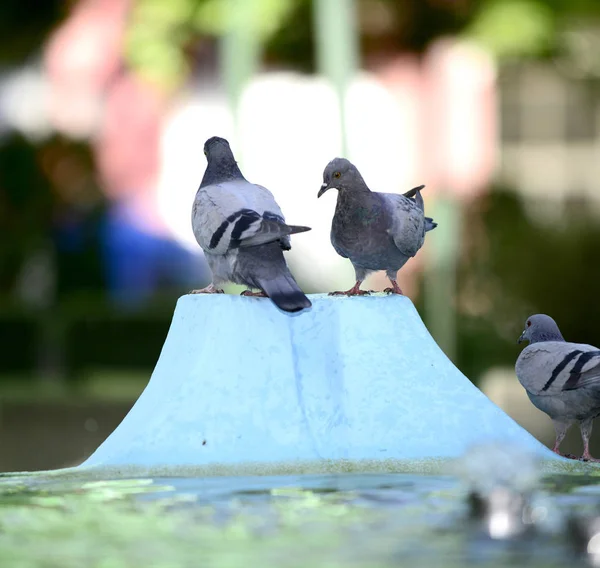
[81,294,555,470]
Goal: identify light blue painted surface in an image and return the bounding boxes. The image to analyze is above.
[82,294,555,468]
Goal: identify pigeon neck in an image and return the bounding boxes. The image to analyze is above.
[338,176,371,200]
[529,329,565,344]
[200,158,245,188]
[348,170,370,193]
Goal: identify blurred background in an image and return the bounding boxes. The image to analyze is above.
[1,0,599,471]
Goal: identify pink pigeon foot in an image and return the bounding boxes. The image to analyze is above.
[581,440,600,462]
[241,289,268,297]
[329,281,370,297]
[189,284,224,294]
[384,280,404,295]
[552,447,578,460]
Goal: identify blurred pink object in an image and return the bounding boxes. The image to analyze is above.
[45,0,129,90]
[94,73,168,233]
[45,0,131,138]
[95,74,163,199]
[423,39,497,199]
[44,0,167,234]
[375,39,497,201]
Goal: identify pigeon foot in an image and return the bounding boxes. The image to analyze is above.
[553,448,578,460]
[329,282,369,297]
[384,280,404,295]
[189,284,224,294]
[580,452,600,463]
[329,290,371,297]
[241,290,268,298]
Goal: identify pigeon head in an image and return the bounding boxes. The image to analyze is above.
[204,136,234,161]
[518,314,565,345]
[318,158,369,198]
[200,136,245,187]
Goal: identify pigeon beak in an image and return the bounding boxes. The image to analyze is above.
[517,330,526,344]
[317,183,329,198]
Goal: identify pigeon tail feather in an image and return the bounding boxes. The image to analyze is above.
[414,189,425,212]
[425,217,438,232]
[402,184,426,199]
[259,274,311,313]
[286,224,312,235]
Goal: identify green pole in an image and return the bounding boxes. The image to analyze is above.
[218,0,262,295]
[424,196,461,362]
[220,0,262,169]
[313,0,360,157]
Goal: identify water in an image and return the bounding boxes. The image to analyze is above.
[1,466,600,568]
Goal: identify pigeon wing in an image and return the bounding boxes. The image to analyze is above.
[192,180,308,255]
[516,342,600,396]
[562,354,600,391]
[381,193,426,258]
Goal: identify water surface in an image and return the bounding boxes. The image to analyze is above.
[1,467,599,567]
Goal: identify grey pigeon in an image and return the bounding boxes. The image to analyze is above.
[190,136,312,313]
[317,158,437,296]
[516,314,600,461]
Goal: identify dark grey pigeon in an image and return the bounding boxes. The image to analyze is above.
[516,314,600,462]
[317,158,437,296]
[191,136,312,313]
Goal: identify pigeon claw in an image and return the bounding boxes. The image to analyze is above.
[384,280,404,295]
[189,284,224,294]
[553,449,578,460]
[241,289,268,298]
[328,282,370,297]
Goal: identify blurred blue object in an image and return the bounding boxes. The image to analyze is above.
[100,202,209,307]
[81,294,556,469]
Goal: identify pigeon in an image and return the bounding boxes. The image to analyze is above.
[317,158,437,296]
[190,136,312,313]
[516,314,600,462]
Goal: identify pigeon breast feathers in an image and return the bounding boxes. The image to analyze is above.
[193,181,307,255]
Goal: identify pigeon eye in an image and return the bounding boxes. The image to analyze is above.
[333,171,341,179]
[527,321,531,327]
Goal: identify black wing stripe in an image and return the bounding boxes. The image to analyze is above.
[562,350,600,390]
[209,210,243,250]
[541,350,583,392]
[230,210,262,247]
[209,209,284,251]
[210,208,258,250]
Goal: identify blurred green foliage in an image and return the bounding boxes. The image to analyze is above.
[466,0,556,58]
[466,0,600,59]
[125,0,298,89]
[122,0,600,89]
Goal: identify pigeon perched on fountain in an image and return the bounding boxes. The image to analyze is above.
[191,136,312,313]
[317,158,437,296]
[516,314,600,462]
